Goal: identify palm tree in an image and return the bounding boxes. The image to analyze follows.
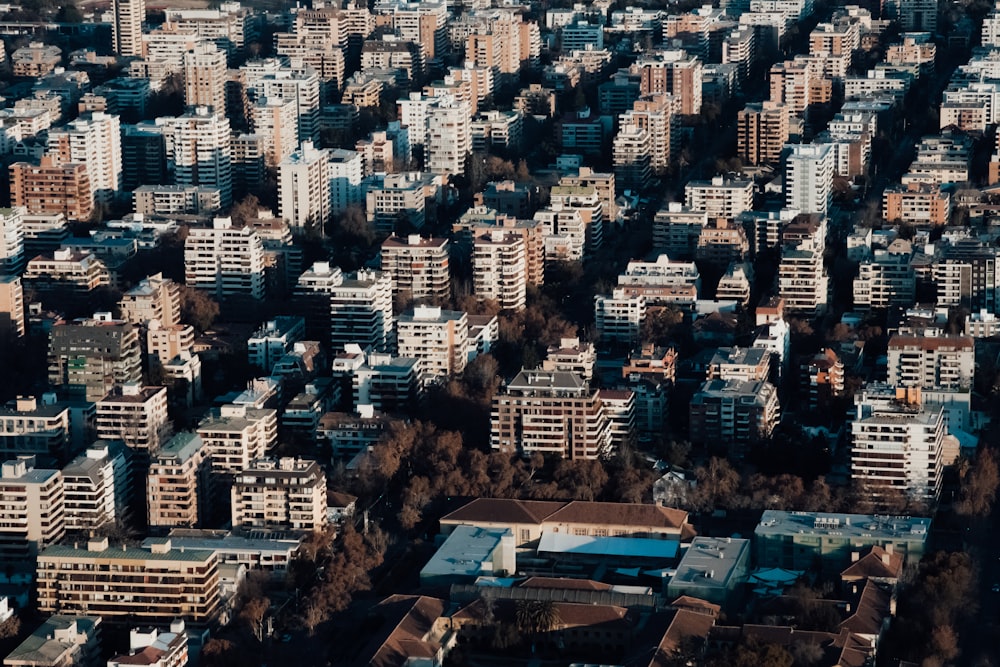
[514,600,562,652]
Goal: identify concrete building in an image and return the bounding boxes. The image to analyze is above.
[379,235,451,303]
[779,216,829,315]
[278,141,331,232]
[397,306,469,383]
[0,208,24,279]
[107,621,189,667]
[612,124,652,191]
[329,149,364,215]
[348,351,422,412]
[853,241,915,309]
[737,101,789,166]
[754,510,930,575]
[48,316,142,402]
[0,275,25,339]
[634,51,703,116]
[0,396,71,463]
[932,240,1000,312]
[426,99,471,176]
[491,369,611,460]
[113,0,145,56]
[147,322,195,366]
[183,43,227,113]
[885,0,937,32]
[595,289,646,344]
[685,175,755,218]
[667,537,750,609]
[48,112,122,206]
[886,334,974,389]
[119,273,181,327]
[471,229,527,311]
[800,348,845,411]
[785,143,835,215]
[61,446,118,533]
[420,526,515,586]
[159,107,232,207]
[96,384,172,454]
[542,337,597,383]
[0,457,64,565]
[9,157,93,222]
[4,616,102,667]
[185,218,266,300]
[689,379,780,457]
[36,537,221,625]
[148,432,211,529]
[196,404,278,478]
[852,399,945,505]
[707,347,771,382]
[883,182,951,225]
[231,457,327,532]
[251,97,298,168]
[247,316,306,373]
[328,269,394,353]
[23,249,110,298]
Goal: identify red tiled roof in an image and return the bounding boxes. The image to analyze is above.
[440,498,566,525]
[362,595,446,667]
[518,577,613,591]
[545,501,688,529]
[840,546,903,581]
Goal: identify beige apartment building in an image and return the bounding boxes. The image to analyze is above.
[397,306,470,383]
[197,404,277,477]
[737,101,789,166]
[119,272,182,327]
[231,457,327,532]
[379,235,451,303]
[24,249,109,296]
[472,230,528,310]
[9,157,93,222]
[148,432,211,529]
[96,384,172,454]
[0,457,65,565]
[36,537,221,625]
[62,446,117,533]
[0,274,25,340]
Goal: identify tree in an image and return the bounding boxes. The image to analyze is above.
[690,457,740,512]
[955,447,1000,517]
[229,194,261,227]
[178,285,220,332]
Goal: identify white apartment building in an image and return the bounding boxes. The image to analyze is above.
[108,621,189,667]
[278,141,331,231]
[197,404,278,477]
[119,272,181,327]
[96,384,172,454]
[853,241,915,309]
[595,288,646,343]
[886,335,975,389]
[47,112,122,205]
[397,306,469,383]
[0,206,25,276]
[147,432,211,529]
[158,107,232,207]
[616,254,702,307]
[245,69,321,143]
[685,175,755,218]
[329,148,364,214]
[0,396,70,463]
[62,446,117,533]
[247,316,306,372]
[113,0,145,56]
[379,234,451,303]
[232,458,327,532]
[251,97,299,167]
[183,42,227,113]
[0,456,64,563]
[472,230,527,310]
[613,125,652,191]
[852,400,944,505]
[184,217,266,300]
[785,143,834,215]
[426,99,471,176]
[329,269,394,353]
[365,173,427,232]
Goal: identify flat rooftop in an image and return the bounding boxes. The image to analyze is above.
[421,526,512,580]
[755,511,931,540]
[671,537,749,588]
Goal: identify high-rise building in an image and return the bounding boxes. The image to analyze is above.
[396,306,469,382]
[491,369,611,460]
[425,99,471,176]
[278,141,331,231]
[689,379,780,458]
[62,446,118,533]
[231,457,327,532]
[48,112,123,206]
[9,157,93,222]
[685,175,755,218]
[48,316,143,402]
[778,214,829,315]
[113,0,145,57]
[737,101,789,166]
[0,275,25,339]
[23,249,110,297]
[634,50,703,116]
[183,43,228,113]
[119,272,181,327]
[618,93,679,175]
[885,0,937,32]
[0,457,64,564]
[0,207,25,276]
[36,537,221,625]
[472,229,527,310]
[245,69,321,144]
[328,149,364,214]
[251,97,299,167]
[329,269,394,352]
[379,234,450,303]
[196,404,278,478]
[147,432,211,529]
[184,218,266,300]
[96,384,172,454]
[853,240,916,309]
[886,335,975,389]
[0,396,71,464]
[612,125,652,191]
[159,107,232,207]
[785,142,835,215]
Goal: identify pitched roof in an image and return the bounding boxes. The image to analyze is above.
[545,501,688,529]
[654,608,716,659]
[518,577,613,591]
[840,545,903,581]
[357,595,446,667]
[453,598,632,631]
[440,498,566,526]
[669,596,721,618]
[839,580,892,636]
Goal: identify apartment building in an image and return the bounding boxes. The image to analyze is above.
[612,125,652,191]
[9,157,93,222]
[634,51,703,116]
[932,240,999,312]
[397,306,469,383]
[183,43,227,113]
[119,273,181,327]
[185,218,266,300]
[0,457,64,564]
[365,173,427,232]
[886,335,975,389]
[0,208,24,279]
[379,235,451,303]
[244,69,321,144]
[11,43,61,77]
[113,0,145,56]
[96,384,172,454]
[615,254,701,307]
[329,149,364,214]
[0,275,24,340]
[472,230,527,310]
[346,351,423,412]
[158,107,232,207]
[231,457,327,532]
[36,537,221,625]
[882,182,951,225]
[197,403,278,477]
[706,347,771,382]
[0,396,71,463]
[853,240,915,309]
[541,337,597,383]
[107,621,189,667]
[456,208,545,286]
[5,616,102,667]
[48,316,143,402]
[148,432,211,529]
[247,316,305,373]
[328,269,394,353]
[851,399,945,505]
[785,143,835,215]
[426,99,471,176]
[800,348,845,412]
[594,289,646,343]
[492,369,611,460]
[47,112,122,205]
[689,379,780,457]
[778,217,829,315]
[685,175,755,218]
[147,321,195,366]
[652,202,709,259]
[277,141,331,232]
[737,101,789,166]
[62,446,117,533]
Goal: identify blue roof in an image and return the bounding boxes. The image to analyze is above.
[537,532,679,559]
